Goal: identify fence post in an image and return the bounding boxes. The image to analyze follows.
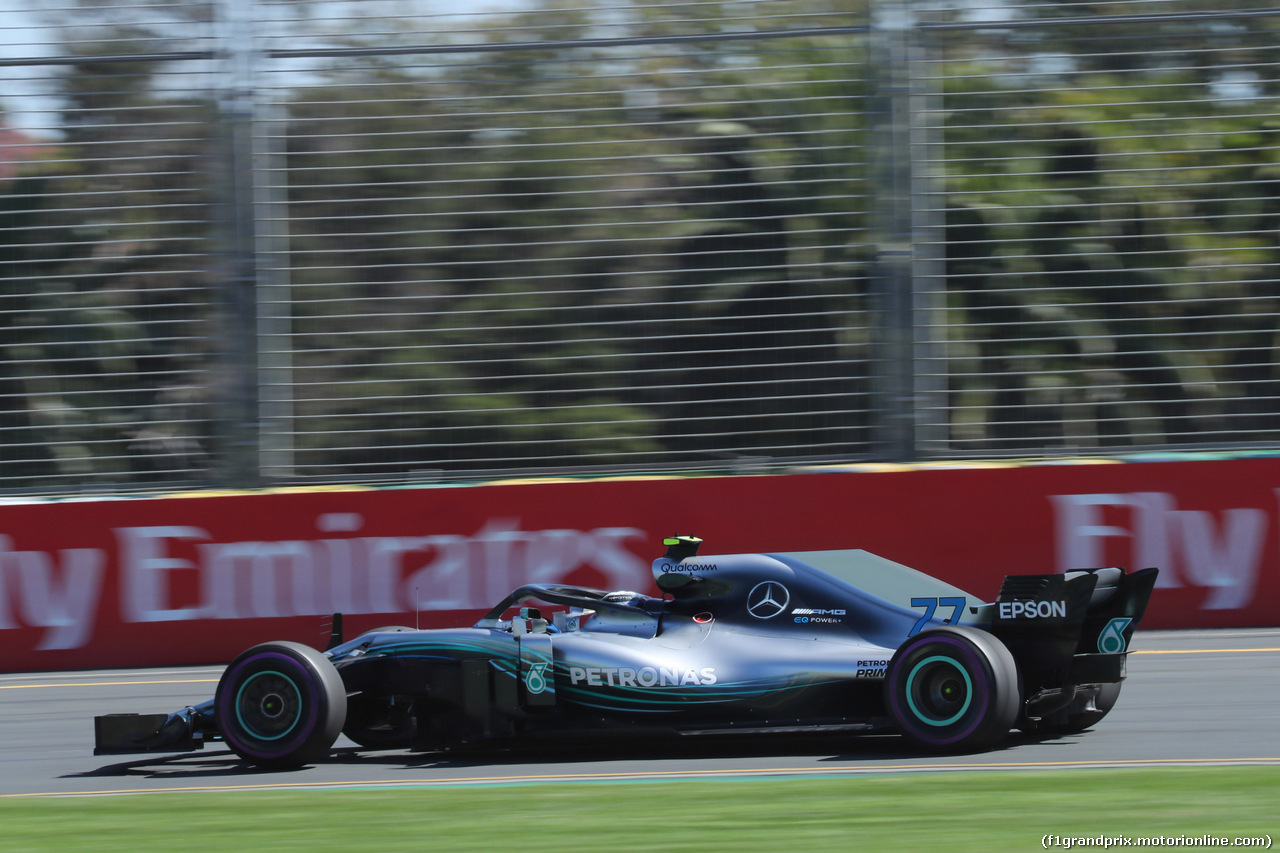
[211,0,292,487]
[867,0,948,461]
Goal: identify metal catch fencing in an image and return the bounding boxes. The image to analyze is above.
[1,1,1279,495]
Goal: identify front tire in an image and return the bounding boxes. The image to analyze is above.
[884,626,1020,752]
[215,641,347,769]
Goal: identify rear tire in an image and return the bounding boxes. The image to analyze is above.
[885,626,1020,752]
[216,641,347,769]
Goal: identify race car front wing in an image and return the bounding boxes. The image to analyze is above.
[94,700,217,757]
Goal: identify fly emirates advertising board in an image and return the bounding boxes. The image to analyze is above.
[1,457,1276,670]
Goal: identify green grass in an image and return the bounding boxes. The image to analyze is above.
[3,767,1276,852]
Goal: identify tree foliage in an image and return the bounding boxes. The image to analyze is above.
[3,0,1280,491]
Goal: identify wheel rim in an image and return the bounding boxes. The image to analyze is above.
[235,670,304,741]
[905,655,973,727]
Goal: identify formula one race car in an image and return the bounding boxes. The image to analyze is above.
[94,536,1157,769]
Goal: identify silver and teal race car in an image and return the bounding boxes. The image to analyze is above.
[94,535,1157,769]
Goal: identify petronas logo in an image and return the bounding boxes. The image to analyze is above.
[526,663,549,695]
[1098,618,1132,654]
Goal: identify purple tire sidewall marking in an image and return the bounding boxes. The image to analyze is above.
[888,634,992,747]
[218,650,322,761]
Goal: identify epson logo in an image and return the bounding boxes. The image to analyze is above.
[999,600,1068,619]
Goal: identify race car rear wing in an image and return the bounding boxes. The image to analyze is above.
[1069,566,1159,657]
[979,565,1158,698]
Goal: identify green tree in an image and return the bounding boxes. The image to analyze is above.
[3,18,219,489]
[938,29,1280,450]
[274,2,873,476]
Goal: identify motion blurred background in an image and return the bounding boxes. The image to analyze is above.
[3,0,1279,495]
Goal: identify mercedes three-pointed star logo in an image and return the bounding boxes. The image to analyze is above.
[747,581,790,619]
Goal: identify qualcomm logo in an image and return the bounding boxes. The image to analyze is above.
[747,581,790,619]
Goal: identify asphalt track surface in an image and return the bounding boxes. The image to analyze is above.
[2,629,1277,798]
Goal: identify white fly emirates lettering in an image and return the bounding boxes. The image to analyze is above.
[0,519,650,650]
[1051,492,1275,610]
[0,535,104,651]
